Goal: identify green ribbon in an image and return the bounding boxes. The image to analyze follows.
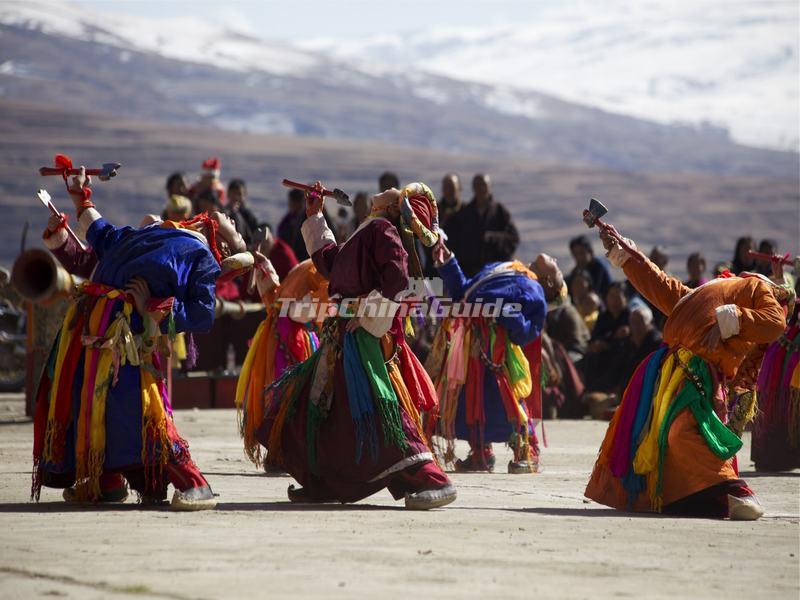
[504,336,528,386]
[353,329,406,451]
[655,355,743,500]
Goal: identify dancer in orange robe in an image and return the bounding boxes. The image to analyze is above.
[585,224,790,520]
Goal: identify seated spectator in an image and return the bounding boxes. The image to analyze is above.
[731,236,756,274]
[619,303,663,385]
[226,179,259,247]
[639,248,668,330]
[196,187,222,215]
[582,282,631,394]
[531,253,590,362]
[567,235,612,300]
[569,269,599,331]
[189,157,226,211]
[713,261,731,277]
[579,292,601,332]
[684,252,708,288]
[530,254,588,418]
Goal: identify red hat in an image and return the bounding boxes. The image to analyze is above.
[201,157,221,178]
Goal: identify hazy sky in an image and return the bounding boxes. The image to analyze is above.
[74,0,566,39]
[63,0,799,150]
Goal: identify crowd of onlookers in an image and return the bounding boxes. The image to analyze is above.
[160,157,796,418]
[546,232,796,419]
[162,161,523,298]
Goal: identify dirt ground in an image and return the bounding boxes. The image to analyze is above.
[0,393,797,600]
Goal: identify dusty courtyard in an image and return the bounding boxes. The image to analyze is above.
[0,393,797,600]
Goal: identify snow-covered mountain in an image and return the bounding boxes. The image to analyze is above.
[300,0,800,152]
[0,0,796,177]
[0,0,327,76]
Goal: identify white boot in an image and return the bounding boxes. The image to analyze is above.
[728,494,764,521]
[404,484,457,510]
[170,486,217,511]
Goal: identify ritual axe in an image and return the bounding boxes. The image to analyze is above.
[582,198,642,263]
[39,154,122,181]
[37,189,88,251]
[747,250,794,267]
[282,179,351,207]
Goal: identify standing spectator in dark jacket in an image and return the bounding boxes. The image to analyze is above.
[566,235,612,300]
[349,191,371,235]
[166,172,189,199]
[731,236,756,274]
[754,239,778,276]
[277,188,307,260]
[446,174,519,277]
[257,223,298,280]
[226,179,259,248]
[378,171,400,192]
[424,174,464,277]
[438,173,463,229]
[277,188,338,261]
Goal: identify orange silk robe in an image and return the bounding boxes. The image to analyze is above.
[624,255,785,380]
[585,253,786,510]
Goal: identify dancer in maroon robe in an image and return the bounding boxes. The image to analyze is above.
[257,182,456,509]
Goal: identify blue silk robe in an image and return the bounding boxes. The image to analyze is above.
[43,214,219,473]
[437,256,546,442]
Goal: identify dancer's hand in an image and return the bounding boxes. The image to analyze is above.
[598,225,618,252]
[433,239,451,265]
[125,277,151,317]
[46,213,65,232]
[346,316,361,333]
[305,181,324,217]
[770,256,786,283]
[702,323,722,353]
[67,166,92,211]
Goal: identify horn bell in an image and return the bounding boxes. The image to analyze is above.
[11,248,83,304]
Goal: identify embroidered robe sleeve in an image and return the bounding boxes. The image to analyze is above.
[733,279,786,344]
[498,278,547,347]
[302,213,339,279]
[46,232,98,279]
[168,250,220,334]
[436,254,469,301]
[621,251,691,317]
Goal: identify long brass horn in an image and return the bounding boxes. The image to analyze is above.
[11,248,83,304]
[214,297,264,319]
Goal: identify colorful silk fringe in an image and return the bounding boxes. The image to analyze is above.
[32,283,183,501]
[600,346,742,511]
